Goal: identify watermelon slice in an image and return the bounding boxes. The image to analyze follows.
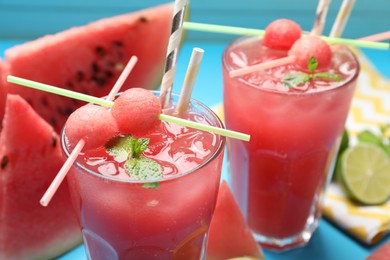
[0,95,82,259]
[366,240,390,260]
[206,181,264,260]
[1,3,173,133]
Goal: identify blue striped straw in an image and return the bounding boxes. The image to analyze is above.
[160,0,188,109]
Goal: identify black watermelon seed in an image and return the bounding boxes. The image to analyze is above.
[139,16,148,23]
[50,117,58,127]
[112,41,123,48]
[41,96,49,107]
[1,156,9,170]
[95,46,106,57]
[76,71,85,82]
[92,76,106,86]
[66,80,75,89]
[64,107,74,116]
[105,70,114,78]
[91,62,100,73]
[83,89,91,95]
[52,134,57,148]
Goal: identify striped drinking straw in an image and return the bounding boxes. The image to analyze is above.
[329,0,356,37]
[160,0,188,109]
[311,0,332,36]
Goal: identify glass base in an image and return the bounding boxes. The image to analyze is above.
[253,214,321,252]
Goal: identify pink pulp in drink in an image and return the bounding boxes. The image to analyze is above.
[63,106,225,259]
[222,36,359,249]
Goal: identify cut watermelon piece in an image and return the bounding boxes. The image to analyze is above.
[206,181,264,260]
[65,104,118,150]
[111,88,161,134]
[263,19,302,50]
[0,94,82,259]
[2,3,173,133]
[288,35,332,70]
[366,240,390,260]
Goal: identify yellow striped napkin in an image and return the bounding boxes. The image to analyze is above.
[323,183,390,244]
[322,49,390,245]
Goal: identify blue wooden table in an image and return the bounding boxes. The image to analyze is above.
[2,39,389,260]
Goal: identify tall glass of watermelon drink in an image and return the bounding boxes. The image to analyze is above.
[222,36,359,250]
[61,92,225,260]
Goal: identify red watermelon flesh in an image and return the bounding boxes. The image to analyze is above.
[0,94,82,260]
[206,181,264,260]
[366,240,390,260]
[2,3,173,133]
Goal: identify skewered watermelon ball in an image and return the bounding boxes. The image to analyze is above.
[111,88,161,134]
[263,19,302,50]
[65,104,118,150]
[288,36,332,70]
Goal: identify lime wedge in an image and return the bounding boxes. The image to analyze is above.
[337,143,390,205]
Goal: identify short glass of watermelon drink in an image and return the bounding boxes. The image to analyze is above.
[222,36,359,250]
[61,92,225,260]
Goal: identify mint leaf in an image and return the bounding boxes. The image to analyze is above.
[132,138,149,158]
[105,135,163,186]
[357,129,390,157]
[105,135,134,162]
[143,182,160,189]
[125,157,163,181]
[282,56,343,89]
[283,73,311,88]
[308,56,318,74]
[357,130,383,147]
[105,135,150,160]
[313,72,342,81]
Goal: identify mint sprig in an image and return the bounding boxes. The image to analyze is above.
[283,56,342,88]
[308,56,318,74]
[283,73,311,88]
[125,157,162,181]
[105,135,163,188]
[357,127,390,157]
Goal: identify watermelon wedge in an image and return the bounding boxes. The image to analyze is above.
[1,3,173,133]
[206,181,264,260]
[366,240,390,260]
[0,95,82,260]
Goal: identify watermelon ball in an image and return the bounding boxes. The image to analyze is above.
[288,36,332,70]
[65,104,118,150]
[111,88,161,134]
[263,19,302,50]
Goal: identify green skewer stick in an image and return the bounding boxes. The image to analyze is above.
[7,75,250,142]
[183,22,389,50]
[183,22,265,36]
[7,76,113,108]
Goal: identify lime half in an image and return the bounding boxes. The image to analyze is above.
[338,143,390,205]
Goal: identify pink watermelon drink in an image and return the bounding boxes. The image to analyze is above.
[62,91,225,260]
[222,32,359,250]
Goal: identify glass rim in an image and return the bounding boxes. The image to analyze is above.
[222,35,361,96]
[60,91,226,184]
